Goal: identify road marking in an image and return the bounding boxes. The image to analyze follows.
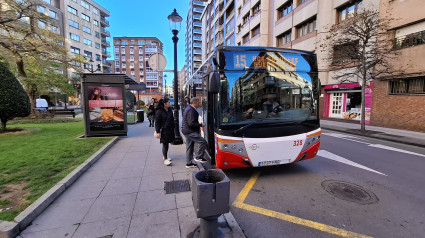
[318,150,387,176]
[233,171,372,238]
[323,132,370,144]
[368,144,425,157]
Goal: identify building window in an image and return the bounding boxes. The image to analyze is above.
[251,24,260,38]
[83,38,92,46]
[389,77,425,95]
[83,50,92,58]
[252,2,261,16]
[122,41,128,45]
[130,48,134,54]
[70,46,80,54]
[81,13,90,22]
[114,54,119,59]
[338,1,363,23]
[243,13,250,25]
[37,6,45,13]
[131,40,135,45]
[297,0,308,6]
[121,56,125,61]
[277,30,291,46]
[277,1,292,20]
[114,47,119,52]
[83,26,91,34]
[96,54,101,61]
[297,17,316,38]
[115,61,119,66]
[95,31,100,38]
[95,42,100,49]
[67,6,77,15]
[50,25,58,32]
[68,19,79,29]
[43,0,52,4]
[121,48,125,54]
[49,10,57,19]
[93,20,99,26]
[93,8,99,15]
[70,33,80,41]
[138,40,145,45]
[81,1,90,10]
[242,33,249,44]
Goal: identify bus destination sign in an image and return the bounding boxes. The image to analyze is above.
[229,51,301,71]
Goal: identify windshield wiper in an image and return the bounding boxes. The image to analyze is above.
[232,119,263,135]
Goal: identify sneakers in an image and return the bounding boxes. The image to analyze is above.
[185,163,197,169]
[163,157,172,161]
[163,159,171,166]
[194,157,207,163]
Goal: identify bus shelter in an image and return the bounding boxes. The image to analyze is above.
[81,74,136,137]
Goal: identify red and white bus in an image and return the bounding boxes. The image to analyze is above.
[184,46,321,169]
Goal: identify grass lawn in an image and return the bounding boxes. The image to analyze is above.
[0,118,112,221]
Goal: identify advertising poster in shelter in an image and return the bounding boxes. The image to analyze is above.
[87,86,125,131]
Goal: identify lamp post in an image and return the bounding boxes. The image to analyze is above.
[164,74,168,97]
[168,9,183,145]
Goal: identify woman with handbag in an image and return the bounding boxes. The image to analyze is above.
[147,99,156,127]
[154,98,174,166]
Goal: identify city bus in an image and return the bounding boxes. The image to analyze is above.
[183,46,321,169]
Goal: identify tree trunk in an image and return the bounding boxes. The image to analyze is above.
[360,78,366,132]
[1,119,6,131]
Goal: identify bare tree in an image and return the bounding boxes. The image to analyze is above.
[322,8,400,132]
[0,0,84,111]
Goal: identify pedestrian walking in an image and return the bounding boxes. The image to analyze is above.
[182,97,207,168]
[147,100,156,127]
[154,98,174,166]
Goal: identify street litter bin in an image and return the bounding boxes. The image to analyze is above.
[136,110,144,122]
[192,169,230,238]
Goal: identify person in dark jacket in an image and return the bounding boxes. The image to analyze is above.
[154,98,174,166]
[147,100,156,127]
[182,97,207,168]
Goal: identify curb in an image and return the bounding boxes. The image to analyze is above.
[0,137,119,238]
[322,127,425,148]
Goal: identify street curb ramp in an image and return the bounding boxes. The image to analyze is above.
[0,137,120,238]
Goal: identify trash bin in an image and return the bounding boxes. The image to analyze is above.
[136,110,144,122]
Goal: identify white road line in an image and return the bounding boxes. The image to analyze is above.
[368,144,425,158]
[322,132,370,144]
[318,150,387,176]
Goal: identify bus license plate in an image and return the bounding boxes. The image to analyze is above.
[259,160,281,166]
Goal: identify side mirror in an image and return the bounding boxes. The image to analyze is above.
[209,72,220,94]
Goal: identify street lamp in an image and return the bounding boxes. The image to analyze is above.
[86,58,101,73]
[164,74,168,97]
[168,8,183,145]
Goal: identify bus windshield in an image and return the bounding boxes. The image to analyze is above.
[217,50,318,126]
[219,71,318,125]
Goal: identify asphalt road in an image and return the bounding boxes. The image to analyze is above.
[225,130,425,238]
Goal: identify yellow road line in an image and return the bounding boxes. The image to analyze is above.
[233,171,372,238]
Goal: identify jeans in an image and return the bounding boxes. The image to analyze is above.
[184,132,207,165]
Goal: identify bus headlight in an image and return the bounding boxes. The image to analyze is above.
[217,138,248,157]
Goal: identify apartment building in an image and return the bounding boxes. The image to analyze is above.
[185,0,207,94]
[113,37,164,94]
[370,0,425,132]
[63,0,111,77]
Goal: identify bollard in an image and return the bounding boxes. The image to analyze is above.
[192,169,230,238]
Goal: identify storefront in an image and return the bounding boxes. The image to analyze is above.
[323,82,373,124]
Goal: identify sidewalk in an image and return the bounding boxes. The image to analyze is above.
[320,119,425,147]
[16,121,244,238]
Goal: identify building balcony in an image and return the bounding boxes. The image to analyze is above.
[101,39,110,47]
[100,17,109,27]
[101,28,110,37]
[194,1,204,7]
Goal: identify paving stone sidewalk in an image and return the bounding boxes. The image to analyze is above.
[17,121,243,238]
